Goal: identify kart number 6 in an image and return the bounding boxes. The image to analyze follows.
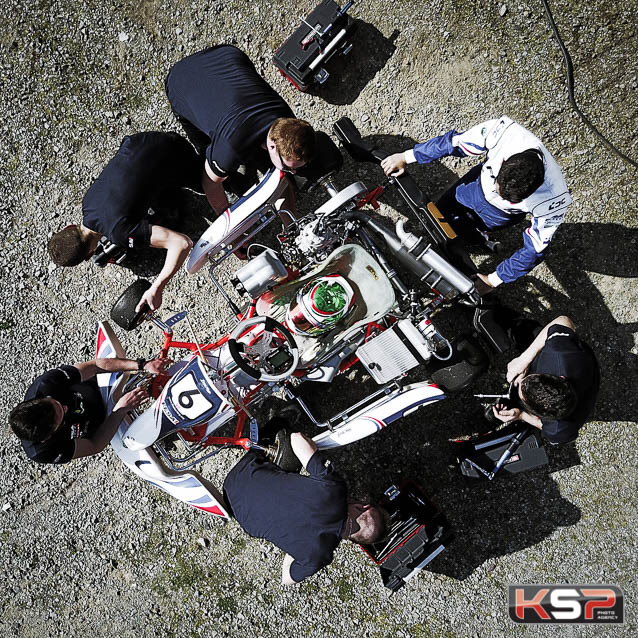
[168,373,214,420]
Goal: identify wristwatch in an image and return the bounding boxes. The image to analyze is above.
[136,358,147,371]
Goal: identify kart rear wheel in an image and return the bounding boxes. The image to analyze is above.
[429,334,488,392]
[270,428,301,473]
[110,279,152,331]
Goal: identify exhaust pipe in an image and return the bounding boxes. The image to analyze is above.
[344,212,476,300]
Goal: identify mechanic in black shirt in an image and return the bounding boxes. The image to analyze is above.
[47,131,202,312]
[492,316,600,444]
[165,44,317,214]
[223,432,386,584]
[8,357,170,464]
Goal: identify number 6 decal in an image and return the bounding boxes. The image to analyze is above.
[168,373,214,420]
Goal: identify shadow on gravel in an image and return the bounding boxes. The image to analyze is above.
[540,222,637,424]
[294,373,583,582]
[304,22,398,105]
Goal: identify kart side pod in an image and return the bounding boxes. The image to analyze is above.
[187,168,290,273]
[312,381,446,449]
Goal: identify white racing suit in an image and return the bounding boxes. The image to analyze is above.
[405,116,571,285]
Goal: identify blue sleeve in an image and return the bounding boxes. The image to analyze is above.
[109,217,152,249]
[306,451,344,485]
[289,557,327,582]
[495,231,546,283]
[413,130,463,164]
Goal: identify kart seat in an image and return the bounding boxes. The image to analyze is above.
[255,244,397,365]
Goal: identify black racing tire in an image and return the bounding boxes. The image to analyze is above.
[272,428,302,473]
[110,279,152,331]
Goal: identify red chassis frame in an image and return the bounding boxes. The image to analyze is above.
[145,297,390,455]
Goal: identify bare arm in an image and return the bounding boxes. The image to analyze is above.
[203,161,229,214]
[135,225,194,312]
[73,358,172,382]
[72,387,147,459]
[290,432,318,470]
[380,152,409,177]
[491,404,543,429]
[506,316,576,383]
[281,553,300,586]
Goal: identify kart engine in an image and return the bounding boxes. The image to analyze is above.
[293,214,342,263]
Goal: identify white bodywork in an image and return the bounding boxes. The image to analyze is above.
[186,168,290,273]
[313,381,446,449]
[96,322,230,518]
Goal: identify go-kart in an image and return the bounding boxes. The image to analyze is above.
[103,119,510,517]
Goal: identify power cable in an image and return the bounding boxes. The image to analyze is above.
[540,0,638,169]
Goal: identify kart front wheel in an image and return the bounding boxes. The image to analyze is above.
[110,279,152,331]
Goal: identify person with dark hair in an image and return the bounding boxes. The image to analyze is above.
[223,432,386,584]
[47,131,203,312]
[381,117,571,294]
[491,316,599,444]
[165,44,317,214]
[9,356,170,464]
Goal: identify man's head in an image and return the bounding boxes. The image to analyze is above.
[9,397,66,443]
[496,149,545,203]
[48,224,99,266]
[518,373,577,420]
[345,502,387,544]
[267,118,316,173]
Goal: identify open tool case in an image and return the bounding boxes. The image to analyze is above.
[455,426,549,479]
[273,0,357,91]
[359,481,453,592]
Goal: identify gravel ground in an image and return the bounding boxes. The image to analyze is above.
[1,1,636,637]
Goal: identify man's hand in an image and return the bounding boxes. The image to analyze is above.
[472,273,495,296]
[114,387,148,412]
[381,153,408,177]
[506,356,528,384]
[281,553,300,586]
[143,358,173,375]
[492,403,522,424]
[203,162,229,215]
[136,285,163,313]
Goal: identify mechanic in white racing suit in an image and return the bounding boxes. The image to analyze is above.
[381,116,572,295]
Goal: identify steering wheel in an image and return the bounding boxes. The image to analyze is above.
[227,315,299,382]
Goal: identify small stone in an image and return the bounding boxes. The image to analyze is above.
[499,4,507,17]
[196,537,209,548]
[2,503,11,512]
[118,32,129,42]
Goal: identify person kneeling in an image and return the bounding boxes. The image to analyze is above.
[223,432,386,584]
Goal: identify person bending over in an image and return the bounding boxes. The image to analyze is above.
[381,116,571,295]
[9,356,170,464]
[492,316,599,445]
[165,44,317,214]
[47,131,202,312]
[223,432,386,584]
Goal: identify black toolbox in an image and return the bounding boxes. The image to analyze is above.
[273,0,357,91]
[454,425,549,479]
[359,481,453,592]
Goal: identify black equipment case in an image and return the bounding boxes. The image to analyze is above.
[273,1,357,91]
[455,426,549,479]
[359,481,453,592]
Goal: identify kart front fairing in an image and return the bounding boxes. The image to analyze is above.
[96,322,231,518]
[120,355,233,451]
